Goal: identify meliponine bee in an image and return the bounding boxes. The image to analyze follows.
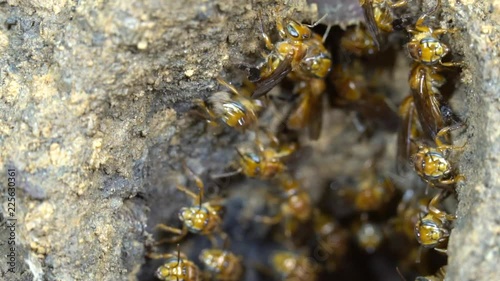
[411,124,466,188]
[313,210,350,271]
[353,215,385,253]
[256,176,313,238]
[199,248,243,281]
[271,250,318,281]
[148,245,201,281]
[359,0,407,48]
[406,0,461,67]
[331,62,400,133]
[197,77,264,131]
[252,13,331,98]
[235,133,297,180]
[338,162,396,213]
[340,24,378,56]
[155,168,226,245]
[414,191,455,252]
[285,77,326,140]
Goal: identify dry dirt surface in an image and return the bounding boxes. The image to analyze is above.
[0,0,498,281]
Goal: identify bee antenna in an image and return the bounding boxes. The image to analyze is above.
[396,267,407,281]
[175,244,181,266]
[305,13,328,28]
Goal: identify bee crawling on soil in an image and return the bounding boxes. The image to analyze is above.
[406,0,461,67]
[271,250,318,281]
[154,167,226,246]
[251,12,331,98]
[196,77,264,131]
[414,191,455,252]
[148,245,201,281]
[199,247,243,281]
[411,124,466,188]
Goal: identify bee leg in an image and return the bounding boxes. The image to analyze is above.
[434,247,448,254]
[146,252,175,260]
[183,166,205,206]
[176,185,199,201]
[439,59,463,67]
[390,0,407,8]
[255,212,283,225]
[257,10,274,50]
[154,224,188,244]
[438,174,466,186]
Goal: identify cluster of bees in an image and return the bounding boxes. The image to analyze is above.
[145,0,467,280]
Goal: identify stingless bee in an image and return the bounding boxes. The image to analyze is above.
[411,124,466,188]
[406,0,461,67]
[331,62,400,133]
[359,0,407,48]
[252,13,331,98]
[256,175,313,238]
[285,77,326,140]
[353,215,385,253]
[340,24,378,56]
[337,161,396,213]
[199,248,243,281]
[197,77,264,131]
[414,191,455,251]
[155,167,226,245]
[235,133,297,180]
[271,250,318,281]
[313,210,350,271]
[148,245,201,281]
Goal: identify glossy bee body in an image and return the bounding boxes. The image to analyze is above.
[237,135,297,180]
[155,169,225,245]
[354,217,384,253]
[199,249,243,281]
[331,62,400,133]
[313,211,349,271]
[257,176,313,238]
[252,15,331,98]
[148,247,201,281]
[408,62,451,141]
[197,77,264,131]
[359,0,407,48]
[392,190,431,242]
[286,78,326,140]
[411,125,466,188]
[415,191,455,251]
[340,24,378,56]
[339,166,396,213]
[406,0,461,67]
[271,251,318,281]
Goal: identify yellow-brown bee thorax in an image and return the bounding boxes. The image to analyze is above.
[415,216,449,247]
[156,257,198,281]
[408,37,450,64]
[422,151,451,179]
[178,206,210,233]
